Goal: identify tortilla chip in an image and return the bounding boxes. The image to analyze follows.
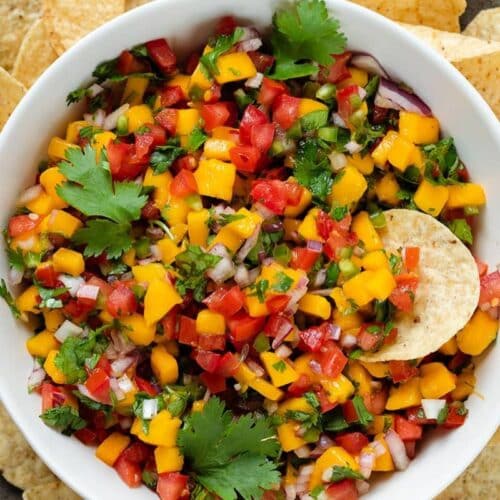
[3,455,55,490]
[126,0,151,10]
[463,8,500,43]
[23,480,80,500]
[360,209,479,362]
[401,23,500,118]
[0,1,42,72]
[0,67,26,131]
[12,19,58,88]
[351,0,465,32]
[42,0,126,55]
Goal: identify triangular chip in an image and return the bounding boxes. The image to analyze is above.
[463,8,500,43]
[0,67,26,131]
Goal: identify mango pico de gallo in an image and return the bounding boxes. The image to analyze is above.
[2,1,498,499]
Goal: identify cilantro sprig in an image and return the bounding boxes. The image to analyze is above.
[40,405,86,436]
[0,279,20,319]
[200,28,244,77]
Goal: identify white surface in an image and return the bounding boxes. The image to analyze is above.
[0,1,499,499]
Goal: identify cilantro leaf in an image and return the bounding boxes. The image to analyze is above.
[273,360,287,373]
[55,329,109,384]
[133,392,167,434]
[178,397,280,500]
[271,272,294,292]
[200,28,244,77]
[35,284,67,309]
[270,0,347,80]
[331,205,348,221]
[186,127,208,152]
[352,395,374,426]
[330,466,364,483]
[447,219,473,245]
[150,139,186,174]
[73,391,113,416]
[73,220,133,259]
[437,405,449,425]
[0,279,20,319]
[40,405,86,435]
[66,87,90,105]
[6,246,25,273]
[249,279,269,303]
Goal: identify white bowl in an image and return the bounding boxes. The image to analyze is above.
[0,0,499,498]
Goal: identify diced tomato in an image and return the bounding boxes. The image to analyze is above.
[394,415,423,441]
[106,284,137,318]
[195,350,221,373]
[342,400,359,424]
[156,472,189,500]
[145,39,177,75]
[158,307,178,341]
[335,432,369,455]
[263,314,293,339]
[448,351,470,372]
[8,214,40,238]
[200,371,226,393]
[288,374,311,397]
[336,84,359,124]
[325,52,352,83]
[114,454,142,488]
[362,389,387,415]
[258,77,287,107]
[161,85,185,107]
[388,360,419,383]
[85,368,111,404]
[135,376,159,396]
[318,340,347,379]
[230,145,261,173]
[174,153,198,172]
[290,247,321,272]
[155,108,177,135]
[266,294,290,314]
[132,132,155,161]
[198,334,226,351]
[475,258,488,277]
[357,325,382,352]
[107,142,143,181]
[443,405,467,429]
[34,265,59,288]
[404,440,416,459]
[201,102,236,132]
[228,312,266,344]
[170,169,198,197]
[203,286,244,317]
[74,427,98,446]
[406,407,436,425]
[316,387,337,413]
[389,274,419,313]
[117,50,145,75]
[284,182,303,206]
[326,479,359,500]
[121,441,151,464]
[147,123,168,146]
[272,94,300,130]
[63,299,93,323]
[316,210,336,240]
[324,229,359,261]
[247,51,276,73]
[479,270,500,306]
[299,324,330,352]
[404,247,420,272]
[178,315,198,346]
[383,326,398,346]
[250,123,275,153]
[217,352,240,377]
[250,179,288,215]
[94,356,111,376]
[203,83,222,104]
[239,104,268,144]
[215,15,237,35]
[41,383,74,411]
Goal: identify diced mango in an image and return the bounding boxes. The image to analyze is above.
[387,134,417,172]
[234,362,257,386]
[151,344,179,385]
[343,271,374,307]
[346,67,369,87]
[372,434,395,471]
[371,130,399,167]
[225,208,262,239]
[447,183,486,208]
[194,159,236,201]
[348,153,374,175]
[362,250,390,271]
[176,109,200,136]
[284,182,312,217]
[163,196,189,225]
[298,208,323,242]
[451,371,476,401]
[320,375,355,403]
[204,138,235,161]
[278,397,315,415]
[52,248,84,276]
[156,238,182,265]
[277,422,306,452]
[420,362,456,398]
[168,74,190,97]
[298,98,328,118]
[143,168,173,208]
[346,362,372,396]
[192,400,205,413]
[414,179,449,215]
[121,314,156,346]
[187,209,209,247]
[375,173,400,206]
[298,293,331,320]
[131,410,181,446]
[309,447,358,489]
[47,137,78,161]
[26,330,59,358]
[361,362,390,379]
[365,268,396,301]
[386,377,422,410]
[367,415,393,435]
[260,352,299,387]
[352,211,382,251]
[196,309,225,336]
[44,350,67,384]
[16,285,40,314]
[330,166,367,206]
[96,433,130,466]
[122,248,136,267]
[144,279,182,326]
[189,63,212,92]
[248,377,284,401]
[330,287,351,314]
[26,192,55,216]
[293,354,321,384]
[46,209,82,238]
[126,105,154,133]
[43,309,64,332]
[132,263,167,283]
[155,446,184,473]
[211,225,244,253]
[65,120,90,144]
[333,309,363,331]
[399,111,439,144]
[39,168,68,209]
[214,52,257,84]
[122,77,149,105]
[439,337,458,356]
[457,309,498,356]
[92,132,116,158]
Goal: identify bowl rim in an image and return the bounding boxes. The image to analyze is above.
[0,1,499,499]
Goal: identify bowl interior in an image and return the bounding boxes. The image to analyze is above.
[0,1,499,498]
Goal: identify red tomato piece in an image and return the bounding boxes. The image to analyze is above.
[318,340,347,379]
[178,316,198,346]
[85,368,111,403]
[250,122,275,153]
[135,376,159,396]
[117,50,145,75]
[325,479,359,500]
[316,210,336,240]
[41,383,72,411]
[170,169,198,197]
[247,51,276,73]
[121,441,151,464]
[479,270,500,306]
[62,299,93,323]
[200,102,235,132]
[107,142,142,181]
[290,247,321,272]
[258,77,288,106]
[95,356,112,376]
[357,325,383,352]
[250,179,288,215]
[156,473,189,500]
[114,454,142,488]
[145,39,177,75]
[74,428,98,446]
[159,307,179,341]
[288,374,311,397]
[394,415,423,441]
[8,214,40,238]
[174,153,198,171]
[215,15,237,35]
[161,85,185,107]
[228,312,266,344]
[389,274,419,313]
[266,294,290,314]
[406,407,436,425]
[362,389,388,416]
[230,145,262,173]
[34,265,59,288]
[388,360,419,383]
[335,432,369,455]
[200,371,226,393]
[284,181,303,206]
[198,334,226,351]
[300,324,330,352]
[195,350,221,373]
[404,440,417,459]
[216,352,240,378]
[325,52,352,83]
[316,387,337,413]
[106,284,137,318]
[239,104,268,144]
[155,108,178,135]
[203,286,245,317]
[146,123,168,146]
[404,247,420,272]
[272,94,300,130]
[336,84,360,124]
[443,405,467,429]
[341,400,359,424]
[263,314,293,338]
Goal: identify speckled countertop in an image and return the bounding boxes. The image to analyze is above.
[1,0,499,498]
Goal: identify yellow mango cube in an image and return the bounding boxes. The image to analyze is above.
[362,250,390,271]
[26,192,55,216]
[187,209,210,247]
[346,362,372,396]
[52,248,84,276]
[203,138,235,161]
[143,168,173,208]
[399,111,439,144]
[248,377,284,401]
[447,183,486,208]
[151,344,179,385]
[414,179,449,215]
[371,130,399,167]
[439,337,458,356]
[196,309,225,335]
[126,105,154,133]
[26,330,60,358]
[168,74,190,97]
[39,168,68,209]
[16,285,40,314]
[352,211,382,251]
[451,371,476,401]
[43,309,64,332]
[320,375,355,403]
[244,290,269,317]
[366,268,396,301]
[46,209,82,238]
[330,287,351,314]
[176,109,200,136]
[361,362,390,379]
[348,153,374,175]
[284,182,312,217]
[375,173,400,206]
[121,314,156,346]
[298,208,323,242]
[260,352,299,387]
[156,238,182,265]
[211,225,244,253]
[387,134,417,172]
[298,98,328,118]
[44,350,67,384]
[214,52,257,84]
[330,166,367,206]
[189,63,212,92]
[457,309,498,356]
[386,377,422,410]
[309,447,358,489]
[225,208,263,239]
[234,362,257,386]
[420,362,456,398]
[96,433,130,466]
[298,293,331,320]
[194,159,236,201]
[47,137,78,161]
[65,120,90,144]
[277,422,306,452]
[144,279,182,326]
[131,410,181,446]
[333,309,363,331]
[122,77,149,105]
[132,263,167,284]
[92,132,116,158]
[155,446,184,473]
[346,67,369,87]
[372,435,395,471]
[343,271,374,307]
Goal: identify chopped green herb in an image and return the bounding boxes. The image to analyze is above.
[253,332,271,353]
[352,395,374,426]
[186,127,208,152]
[200,28,244,76]
[272,360,287,373]
[301,110,329,131]
[437,405,449,425]
[40,405,86,435]
[304,392,320,410]
[325,262,340,287]
[0,279,20,319]
[331,205,349,221]
[35,284,67,309]
[250,279,270,303]
[271,272,294,293]
[330,466,364,483]
[150,138,186,174]
[447,219,473,245]
[349,349,363,360]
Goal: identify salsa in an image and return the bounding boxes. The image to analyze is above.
[1,1,497,499]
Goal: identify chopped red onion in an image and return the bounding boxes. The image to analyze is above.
[328,150,347,171]
[263,399,278,414]
[245,72,264,88]
[9,267,24,286]
[87,83,104,98]
[356,480,371,495]
[142,398,159,420]
[137,256,158,266]
[238,26,261,41]
[238,37,263,52]
[359,449,376,479]
[421,398,446,420]
[275,344,292,359]
[351,52,389,78]
[108,378,125,401]
[239,343,250,364]
[234,264,251,287]
[345,140,363,154]
[371,439,386,457]
[27,359,46,392]
[271,318,293,349]
[306,240,324,252]
[385,429,410,470]
[311,269,327,289]
[309,359,322,374]
[76,284,100,301]
[375,78,432,116]
[236,225,261,263]
[254,202,276,219]
[358,87,367,100]
[103,103,130,130]
[84,108,106,127]
[285,484,297,500]
[326,323,341,341]
[18,184,43,206]
[119,416,133,430]
[16,236,36,251]
[207,244,235,283]
[59,275,84,297]
[332,113,347,128]
[111,356,136,378]
[488,306,499,319]
[341,333,358,348]
[117,374,134,394]
[295,464,314,495]
[54,320,83,342]
[295,445,311,459]
[310,434,334,457]
[247,360,265,377]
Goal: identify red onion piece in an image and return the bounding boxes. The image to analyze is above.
[275,344,292,359]
[54,320,83,342]
[385,429,410,470]
[18,184,43,206]
[345,140,363,154]
[103,103,129,130]
[356,480,371,495]
[294,445,311,458]
[375,78,432,116]
[359,449,375,479]
[87,83,104,98]
[271,317,293,349]
[207,244,235,283]
[351,52,389,79]
[27,360,46,392]
[76,284,100,301]
[306,239,324,252]
[9,267,24,286]
[245,72,264,88]
[341,333,358,348]
[326,323,341,341]
[111,356,136,378]
[236,225,261,263]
